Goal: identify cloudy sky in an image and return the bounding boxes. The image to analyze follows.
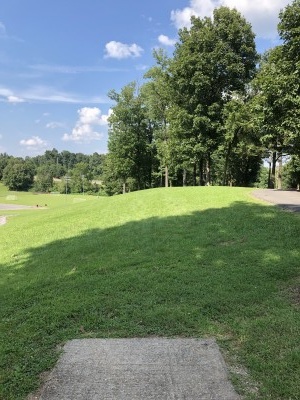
[0,0,291,157]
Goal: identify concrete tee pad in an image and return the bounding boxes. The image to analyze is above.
[39,338,239,400]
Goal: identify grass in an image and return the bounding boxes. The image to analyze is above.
[0,184,299,399]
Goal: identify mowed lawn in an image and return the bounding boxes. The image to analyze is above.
[0,185,299,399]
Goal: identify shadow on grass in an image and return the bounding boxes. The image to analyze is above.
[1,201,299,399]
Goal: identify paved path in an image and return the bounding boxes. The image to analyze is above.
[0,203,37,210]
[37,338,239,400]
[252,189,300,213]
[0,204,46,225]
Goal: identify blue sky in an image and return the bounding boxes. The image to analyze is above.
[0,0,291,157]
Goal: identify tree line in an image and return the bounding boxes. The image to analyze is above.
[0,150,105,193]
[105,2,300,194]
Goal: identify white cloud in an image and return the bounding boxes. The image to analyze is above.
[46,121,66,129]
[8,95,25,103]
[136,64,149,71]
[104,41,144,59]
[171,0,291,39]
[0,85,107,104]
[20,136,48,150]
[158,34,177,46]
[0,88,25,104]
[62,107,111,143]
[29,64,127,74]
[78,107,109,125]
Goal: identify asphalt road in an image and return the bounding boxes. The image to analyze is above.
[252,189,300,213]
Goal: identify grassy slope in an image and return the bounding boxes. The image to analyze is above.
[0,186,299,399]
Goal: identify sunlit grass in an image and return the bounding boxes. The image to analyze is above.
[0,186,299,399]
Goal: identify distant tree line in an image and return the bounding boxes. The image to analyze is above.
[104,2,300,194]
[0,150,106,193]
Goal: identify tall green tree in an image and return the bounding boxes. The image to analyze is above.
[143,49,173,187]
[107,82,154,193]
[277,0,300,156]
[169,6,258,185]
[70,162,92,193]
[34,164,55,192]
[2,158,35,191]
[252,47,290,188]
[221,94,262,186]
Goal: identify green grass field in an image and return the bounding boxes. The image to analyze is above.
[0,183,299,399]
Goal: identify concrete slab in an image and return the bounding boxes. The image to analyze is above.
[39,338,239,400]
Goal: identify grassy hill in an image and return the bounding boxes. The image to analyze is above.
[0,185,299,399]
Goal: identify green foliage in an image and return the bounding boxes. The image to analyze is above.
[2,150,106,193]
[254,166,269,188]
[282,156,300,188]
[2,158,35,191]
[107,82,154,191]
[69,162,92,194]
[101,1,300,191]
[33,164,55,192]
[221,95,262,186]
[0,153,12,180]
[143,49,172,186]
[168,6,258,184]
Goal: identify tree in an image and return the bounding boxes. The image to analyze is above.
[221,94,262,186]
[70,162,92,194]
[277,0,300,156]
[34,164,55,192]
[89,152,106,179]
[0,153,11,181]
[2,158,35,191]
[143,49,172,187]
[169,6,258,185]
[107,82,154,193]
[252,46,296,188]
[282,156,300,189]
[102,154,125,195]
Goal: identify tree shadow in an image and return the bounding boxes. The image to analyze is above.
[1,201,299,399]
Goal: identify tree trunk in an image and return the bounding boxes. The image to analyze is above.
[122,181,126,194]
[183,169,187,186]
[193,164,197,186]
[270,151,276,189]
[277,152,282,190]
[206,156,211,186]
[222,142,232,186]
[199,159,204,186]
[165,165,169,187]
[267,160,272,189]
